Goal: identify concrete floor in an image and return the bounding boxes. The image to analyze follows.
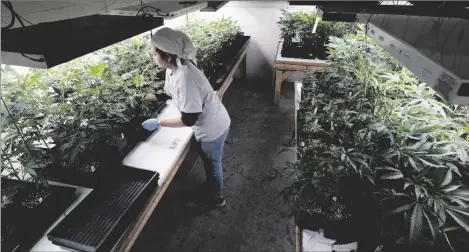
[132,79,296,252]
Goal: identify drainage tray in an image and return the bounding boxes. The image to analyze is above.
[47,168,159,252]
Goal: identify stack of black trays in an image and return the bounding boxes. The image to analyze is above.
[47,168,159,252]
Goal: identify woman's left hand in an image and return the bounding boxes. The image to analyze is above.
[144,93,157,101]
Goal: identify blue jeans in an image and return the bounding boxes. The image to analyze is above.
[199,128,229,200]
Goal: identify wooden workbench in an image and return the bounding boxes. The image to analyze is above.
[273,40,326,105]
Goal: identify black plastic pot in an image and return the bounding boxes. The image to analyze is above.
[1,178,76,252]
[139,100,168,118]
[47,168,159,252]
[295,210,326,231]
[323,216,358,244]
[281,42,328,60]
[122,115,155,144]
[210,35,250,90]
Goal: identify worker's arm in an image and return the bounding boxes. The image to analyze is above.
[159,112,199,127]
[142,82,202,131]
[160,82,202,127]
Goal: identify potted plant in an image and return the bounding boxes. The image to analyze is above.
[0,105,76,251]
[1,36,168,188]
[277,10,355,60]
[178,17,249,89]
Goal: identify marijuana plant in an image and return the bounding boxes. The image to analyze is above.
[289,31,469,249]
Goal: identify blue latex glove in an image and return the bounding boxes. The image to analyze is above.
[141,118,160,131]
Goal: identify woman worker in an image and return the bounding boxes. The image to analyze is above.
[141,27,230,208]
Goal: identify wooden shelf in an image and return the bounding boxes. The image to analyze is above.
[273,40,326,105]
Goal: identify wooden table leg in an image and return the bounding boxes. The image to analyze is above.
[296,225,302,252]
[274,69,283,105]
[274,70,295,105]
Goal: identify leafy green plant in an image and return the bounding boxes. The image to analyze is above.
[178,17,242,82]
[277,10,355,59]
[1,34,166,179]
[287,31,469,249]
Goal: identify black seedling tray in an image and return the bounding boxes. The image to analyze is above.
[281,42,328,60]
[47,168,159,252]
[1,178,76,252]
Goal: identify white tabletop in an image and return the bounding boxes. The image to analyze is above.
[30,100,193,251]
[122,100,194,184]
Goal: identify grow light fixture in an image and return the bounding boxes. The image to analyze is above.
[358,14,469,105]
[110,1,208,20]
[292,1,469,21]
[200,1,229,12]
[1,15,164,69]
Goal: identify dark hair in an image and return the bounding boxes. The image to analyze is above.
[153,46,177,65]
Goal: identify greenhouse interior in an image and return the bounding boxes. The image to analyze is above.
[1,1,469,251]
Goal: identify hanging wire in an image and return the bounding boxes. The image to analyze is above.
[135,1,161,37]
[91,0,122,15]
[1,1,16,30]
[1,1,34,28]
[136,1,169,17]
[1,1,45,62]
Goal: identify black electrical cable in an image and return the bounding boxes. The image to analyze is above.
[2,1,33,28]
[1,1,16,30]
[1,1,45,62]
[21,53,46,62]
[137,1,169,17]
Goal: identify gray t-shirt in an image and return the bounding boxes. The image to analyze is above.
[163,61,231,142]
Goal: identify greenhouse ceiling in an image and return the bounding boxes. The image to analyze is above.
[0,1,227,68]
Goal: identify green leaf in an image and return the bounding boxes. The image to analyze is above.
[24,167,37,176]
[440,169,452,187]
[442,185,462,193]
[446,208,469,232]
[409,203,425,243]
[446,163,461,177]
[418,157,445,168]
[443,226,462,232]
[27,74,40,86]
[89,63,107,76]
[389,203,415,214]
[381,172,403,180]
[422,208,439,240]
[408,157,420,171]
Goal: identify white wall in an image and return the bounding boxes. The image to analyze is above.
[188,1,316,83]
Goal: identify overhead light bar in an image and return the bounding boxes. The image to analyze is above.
[358,14,469,105]
[316,8,357,22]
[1,15,164,68]
[200,1,229,12]
[291,1,469,21]
[110,1,208,20]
